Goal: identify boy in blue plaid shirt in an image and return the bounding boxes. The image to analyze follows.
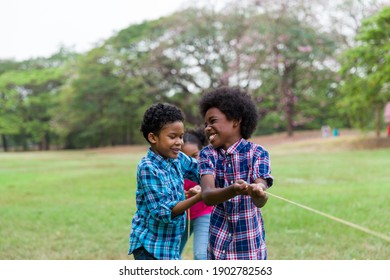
[128,103,202,260]
[199,87,274,260]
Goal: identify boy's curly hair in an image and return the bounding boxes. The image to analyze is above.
[184,127,208,150]
[199,87,258,139]
[141,103,184,142]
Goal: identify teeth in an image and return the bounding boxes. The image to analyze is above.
[209,134,216,142]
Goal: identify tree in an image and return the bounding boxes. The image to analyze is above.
[55,20,170,148]
[111,3,338,137]
[258,11,337,136]
[338,7,390,136]
[0,67,66,150]
[2,1,386,149]
[0,49,75,151]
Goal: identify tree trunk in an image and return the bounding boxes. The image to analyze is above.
[44,132,50,150]
[22,134,28,151]
[375,105,381,138]
[1,134,8,152]
[285,98,294,137]
[281,63,296,137]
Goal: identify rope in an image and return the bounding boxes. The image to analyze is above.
[187,208,191,241]
[267,192,390,243]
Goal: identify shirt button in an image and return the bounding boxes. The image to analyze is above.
[230,180,234,184]
[222,250,225,253]
[228,164,231,167]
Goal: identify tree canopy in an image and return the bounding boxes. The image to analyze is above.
[0,0,388,150]
[338,6,390,136]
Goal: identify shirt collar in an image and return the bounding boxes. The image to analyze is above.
[218,138,247,155]
[147,148,176,168]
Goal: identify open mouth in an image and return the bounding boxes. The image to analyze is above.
[209,134,216,143]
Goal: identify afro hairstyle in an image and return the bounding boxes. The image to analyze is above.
[140,103,184,143]
[199,87,258,139]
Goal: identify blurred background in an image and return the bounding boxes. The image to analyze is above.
[0,0,389,150]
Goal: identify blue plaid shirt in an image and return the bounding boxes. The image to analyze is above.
[199,139,273,260]
[129,148,199,260]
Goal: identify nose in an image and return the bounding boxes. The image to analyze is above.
[176,137,184,146]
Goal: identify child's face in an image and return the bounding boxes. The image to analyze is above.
[204,107,241,150]
[182,142,200,159]
[148,121,184,159]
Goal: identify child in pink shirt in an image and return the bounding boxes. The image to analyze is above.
[179,128,213,260]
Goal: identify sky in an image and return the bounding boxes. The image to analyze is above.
[0,0,198,61]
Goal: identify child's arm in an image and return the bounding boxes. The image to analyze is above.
[180,152,200,183]
[171,191,202,218]
[247,178,268,208]
[200,174,248,206]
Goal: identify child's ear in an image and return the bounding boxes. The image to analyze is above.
[233,119,241,128]
[148,132,158,144]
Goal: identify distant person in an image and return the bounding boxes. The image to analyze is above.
[179,128,213,260]
[321,125,330,138]
[128,103,202,260]
[384,102,390,137]
[332,128,339,137]
[198,87,274,260]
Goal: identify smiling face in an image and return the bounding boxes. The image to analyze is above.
[204,107,241,150]
[182,142,200,159]
[148,121,184,159]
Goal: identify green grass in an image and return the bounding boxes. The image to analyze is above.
[1,140,389,260]
[264,144,390,259]
[0,150,138,259]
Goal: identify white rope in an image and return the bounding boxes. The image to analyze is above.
[267,192,390,243]
[187,209,191,241]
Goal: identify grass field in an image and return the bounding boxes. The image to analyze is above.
[1,133,390,260]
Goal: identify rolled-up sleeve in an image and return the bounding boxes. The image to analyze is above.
[252,148,273,188]
[199,148,215,177]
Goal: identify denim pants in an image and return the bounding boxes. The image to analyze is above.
[132,246,157,260]
[179,214,211,260]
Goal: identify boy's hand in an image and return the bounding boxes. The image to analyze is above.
[248,183,267,197]
[247,183,268,207]
[233,179,248,195]
[187,185,201,197]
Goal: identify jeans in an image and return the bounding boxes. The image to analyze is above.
[179,214,211,260]
[132,246,157,260]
